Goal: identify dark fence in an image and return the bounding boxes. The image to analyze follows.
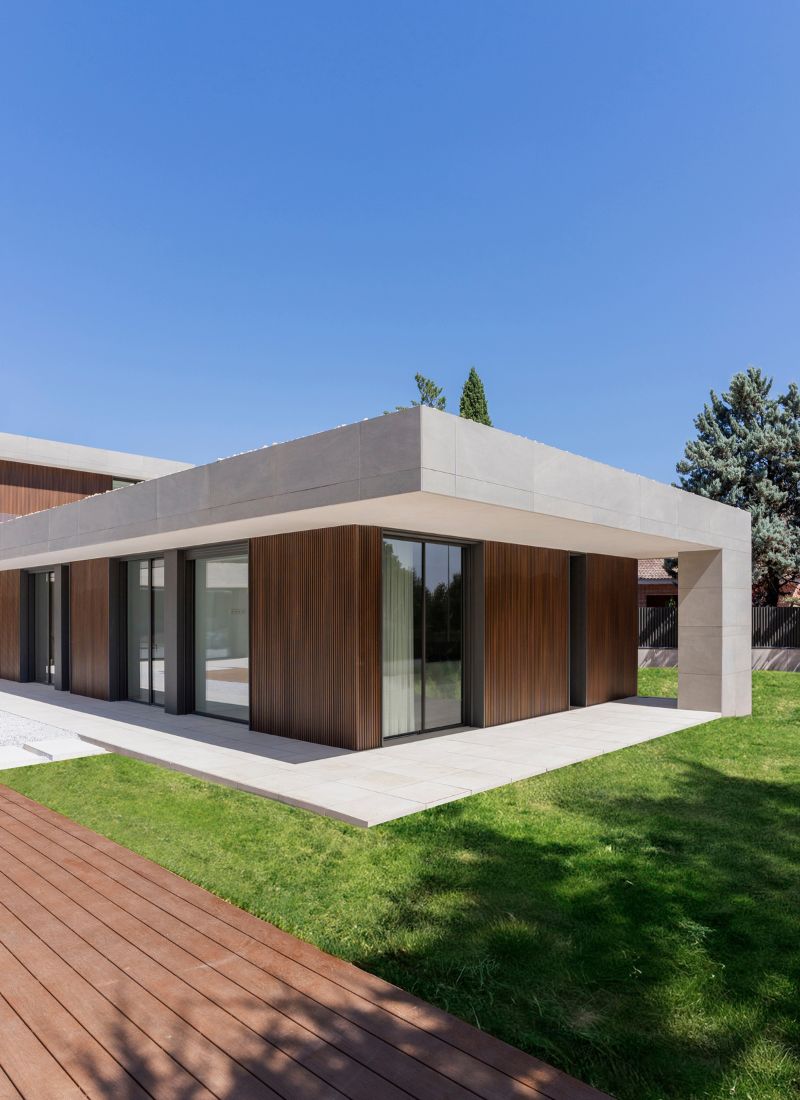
[638,606,678,648]
[639,605,800,649]
[752,606,800,648]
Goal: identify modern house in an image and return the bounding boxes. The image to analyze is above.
[0,409,752,750]
[0,431,192,521]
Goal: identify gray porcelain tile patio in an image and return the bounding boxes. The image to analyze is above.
[0,680,721,826]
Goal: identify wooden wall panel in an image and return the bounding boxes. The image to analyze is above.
[484,543,535,725]
[483,543,570,725]
[250,526,381,750]
[69,559,111,700]
[532,548,570,716]
[0,570,22,681]
[0,460,113,520]
[585,554,638,705]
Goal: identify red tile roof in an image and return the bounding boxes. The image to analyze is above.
[638,558,676,581]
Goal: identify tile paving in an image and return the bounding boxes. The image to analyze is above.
[0,680,720,827]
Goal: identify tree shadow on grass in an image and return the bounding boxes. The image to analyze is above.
[357,762,800,1100]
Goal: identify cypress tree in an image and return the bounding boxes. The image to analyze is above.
[459,367,492,426]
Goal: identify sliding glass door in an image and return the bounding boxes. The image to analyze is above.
[194,549,249,721]
[127,558,165,705]
[32,571,54,685]
[382,536,463,738]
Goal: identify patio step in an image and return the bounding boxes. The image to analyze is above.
[0,746,43,770]
[22,739,109,763]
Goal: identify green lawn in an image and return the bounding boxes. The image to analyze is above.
[2,669,798,1099]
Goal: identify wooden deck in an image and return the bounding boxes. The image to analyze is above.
[0,786,610,1100]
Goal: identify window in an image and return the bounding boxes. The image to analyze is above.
[126,558,164,705]
[194,550,249,721]
[382,537,463,738]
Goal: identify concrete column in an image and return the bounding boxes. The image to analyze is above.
[677,548,752,716]
[53,564,70,691]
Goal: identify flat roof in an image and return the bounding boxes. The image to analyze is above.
[0,431,192,481]
[0,409,751,571]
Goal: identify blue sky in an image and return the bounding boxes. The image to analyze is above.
[1,2,798,482]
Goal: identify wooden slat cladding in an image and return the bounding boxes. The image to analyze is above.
[483,543,569,725]
[250,527,382,750]
[0,571,22,681]
[69,559,111,700]
[0,460,113,519]
[484,544,534,725]
[532,548,570,716]
[585,554,638,706]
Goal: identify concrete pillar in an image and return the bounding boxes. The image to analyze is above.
[677,548,752,716]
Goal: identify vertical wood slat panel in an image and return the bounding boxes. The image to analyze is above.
[69,559,111,700]
[586,554,638,705]
[483,543,570,725]
[532,548,570,717]
[0,461,113,519]
[484,543,534,725]
[0,571,22,681]
[249,526,381,751]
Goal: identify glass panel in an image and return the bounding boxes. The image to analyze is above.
[424,544,463,730]
[33,572,51,685]
[127,560,151,703]
[382,538,423,738]
[151,559,165,706]
[195,552,249,720]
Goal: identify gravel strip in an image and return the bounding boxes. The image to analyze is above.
[0,710,78,748]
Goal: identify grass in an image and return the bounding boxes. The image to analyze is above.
[1,669,798,1099]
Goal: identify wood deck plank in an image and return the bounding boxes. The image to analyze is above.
[0,899,212,1100]
[0,1061,24,1100]
[0,859,278,1100]
[0,989,84,1100]
[0,937,150,1100]
[0,791,551,1100]
[0,811,482,1100]
[0,785,611,1100]
[0,797,509,1100]
[0,829,359,1100]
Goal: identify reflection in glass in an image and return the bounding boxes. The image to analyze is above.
[151,559,165,706]
[424,543,462,731]
[127,561,150,702]
[382,539,422,737]
[382,538,463,738]
[127,558,165,705]
[33,572,54,685]
[194,552,249,721]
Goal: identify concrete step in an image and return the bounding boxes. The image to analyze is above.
[23,739,109,762]
[0,745,43,769]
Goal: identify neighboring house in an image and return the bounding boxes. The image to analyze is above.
[0,409,752,743]
[638,558,678,607]
[638,553,800,608]
[0,431,191,522]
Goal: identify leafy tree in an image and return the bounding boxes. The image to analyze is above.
[459,366,492,425]
[676,366,800,604]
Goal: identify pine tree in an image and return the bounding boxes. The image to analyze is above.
[676,366,800,604]
[459,367,492,426]
[411,373,446,410]
[385,373,446,414]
